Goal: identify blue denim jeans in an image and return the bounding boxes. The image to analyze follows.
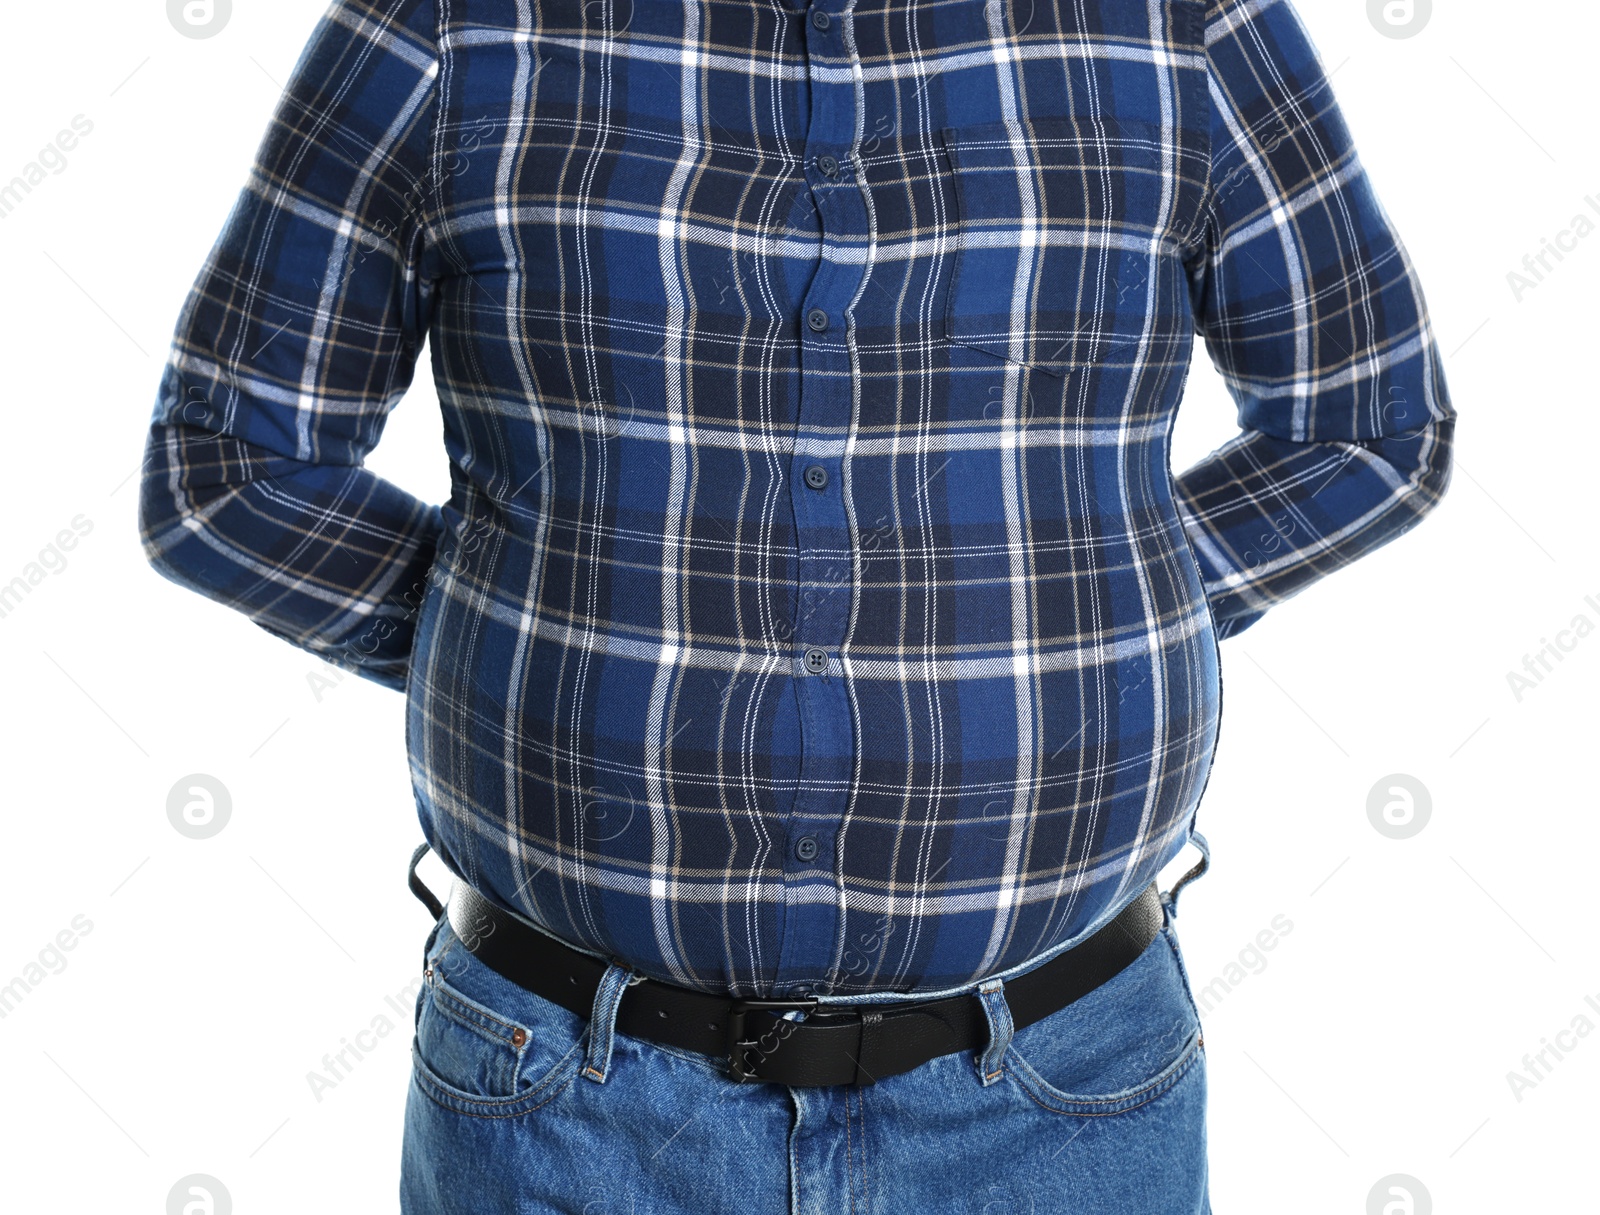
[401,861,1211,1214]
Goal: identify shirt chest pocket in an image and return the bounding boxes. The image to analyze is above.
[937,118,1180,379]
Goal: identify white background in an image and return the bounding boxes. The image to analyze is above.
[0,0,1593,1211]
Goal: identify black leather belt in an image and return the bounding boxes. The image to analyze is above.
[408,844,1164,1088]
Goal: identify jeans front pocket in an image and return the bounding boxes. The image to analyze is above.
[1004,918,1203,1118]
[938,116,1191,380]
[410,918,587,1119]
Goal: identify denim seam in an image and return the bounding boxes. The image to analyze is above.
[582,962,634,1083]
[410,1040,583,1120]
[976,978,1014,1083]
[1007,1029,1202,1118]
[855,1085,870,1214]
[413,941,587,1115]
[1160,923,1205,1030]
[844,1085,858,1215]
[428,979,532,1048]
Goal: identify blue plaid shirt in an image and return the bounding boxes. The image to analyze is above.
[140,0,1455,999]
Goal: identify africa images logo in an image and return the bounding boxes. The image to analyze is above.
[166,774,232,840]
[1367,1174,1432,1215]
[167,0,231,39]
[1366,0,1431,39]
[166,1175,231,1215]
[1366,773,1431,841]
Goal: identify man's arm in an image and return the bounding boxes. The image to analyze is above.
[1173,0,1456,639]
[137,0,444,690]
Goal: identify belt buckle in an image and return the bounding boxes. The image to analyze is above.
[725,997,819,1083]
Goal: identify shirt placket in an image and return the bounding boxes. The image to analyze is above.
[771,0,867,997]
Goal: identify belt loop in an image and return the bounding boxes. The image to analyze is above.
[974,977,1014,1086]
[408,842,445,921]
[1162,830,1211,920]
[582,961,639,1084]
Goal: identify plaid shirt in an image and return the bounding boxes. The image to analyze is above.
[140,0,1455,999]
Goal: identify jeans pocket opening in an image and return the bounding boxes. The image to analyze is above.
[412,945,587,1118]
[1000,925,1203,1117]
[1007,1024,1203,1118]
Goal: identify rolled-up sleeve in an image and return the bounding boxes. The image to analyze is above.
[1173,0,1457,639]
[137,0,444,690]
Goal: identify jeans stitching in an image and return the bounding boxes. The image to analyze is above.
[1006,1028,1202,1117]
[844,1087,857,1215]
[1161,923,1205,1029]
[429,978,532,1047]
[854,1085,870,1214]
[411,1036,584,1120]
[413,937,588,1116]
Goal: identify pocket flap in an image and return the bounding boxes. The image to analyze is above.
[940,117,1173,377]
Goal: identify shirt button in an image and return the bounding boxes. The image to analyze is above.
[795,835,820,862]
[810,8,830,30]
[817,154,839,177]
[803,647,829,675]
[806,308,830,332]
[804,465,829,490]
